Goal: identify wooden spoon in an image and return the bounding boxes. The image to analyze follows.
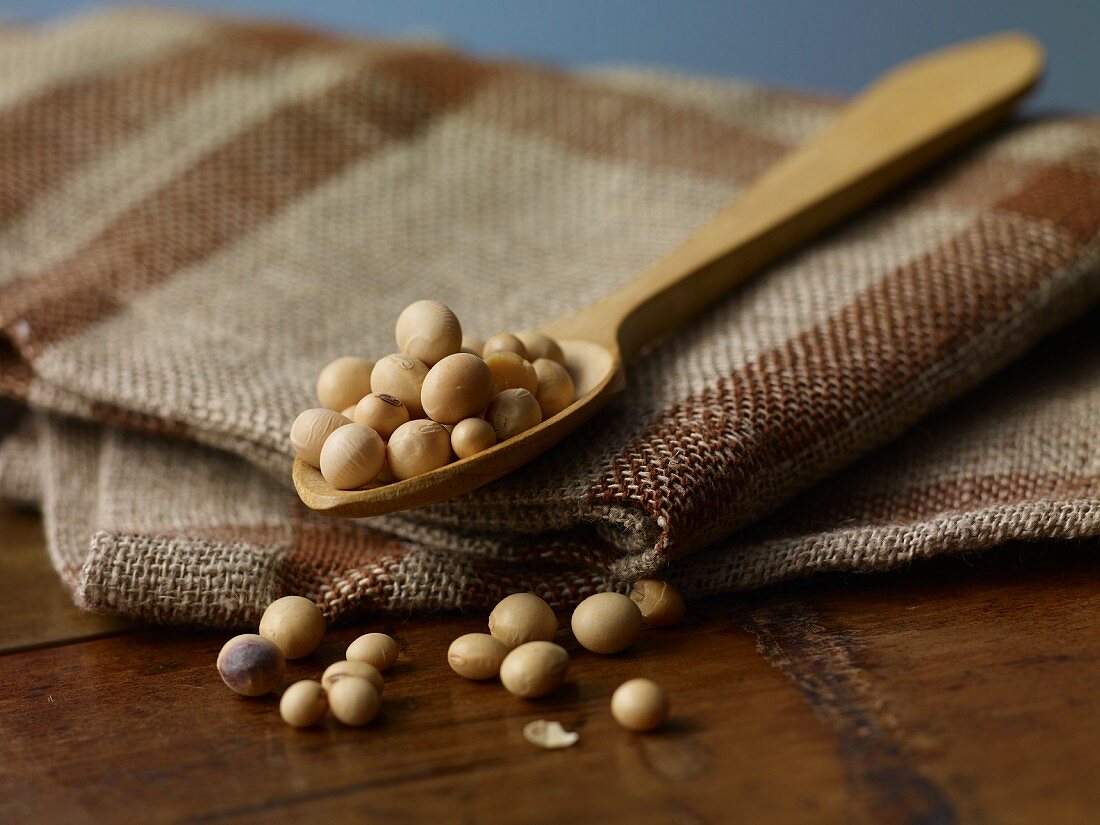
[295,32,1043,517]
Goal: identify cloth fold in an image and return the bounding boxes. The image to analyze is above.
[1,9,1098,626]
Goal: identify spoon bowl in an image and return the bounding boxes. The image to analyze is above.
[295,32,1043,518]
[294,337,623,516]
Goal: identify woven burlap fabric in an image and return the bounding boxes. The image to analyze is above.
[0,9,1098,626]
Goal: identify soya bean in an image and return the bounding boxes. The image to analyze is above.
[460,337,484,356]
[316,356,374,412]
[629,579,686,628]
[290,408,350,468]
[353,393,410,440]
[532,358,575,418]
[447,633,509,680]
[450,417,497,459]
[611,678,669,732]
[217,634,286,696]
[279,680,327,728]
[259,596,326,659]
[499,641,569,698]
[319,423,386,490]
[371,354,429,418]
[322,660,384,695]
[328,677,381,726]
[570,592,642,654]
[420,353,494,424]
[386,420,453,479]
[515,332,565,366]
[486,389,542,441]
[346,632,400,671]
[488,593,558,649]
[482,332,528,359]
[484,351,538,395]
[395,300,462,367]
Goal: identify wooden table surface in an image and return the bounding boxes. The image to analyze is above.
[1,503,1098,824]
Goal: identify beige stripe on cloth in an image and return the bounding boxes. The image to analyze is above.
[0,9,214,113]
[0,28,366,284]
[0,8,1097,626]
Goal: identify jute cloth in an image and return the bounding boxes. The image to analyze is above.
[0,9,1097,626]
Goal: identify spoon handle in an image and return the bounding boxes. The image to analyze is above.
[541,32,1043,362]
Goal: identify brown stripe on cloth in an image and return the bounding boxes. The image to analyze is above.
[289,511,418,619]
[0,20,338,232]
[317,546,618,621]
[468,63,792,185]
[906,120,1100,212]
[592,166,1100,566]
[995,162,1100,242]
[0,50,500,359]
[757,474,1100,535]
[287,501,622,621]
[360,48,791,187]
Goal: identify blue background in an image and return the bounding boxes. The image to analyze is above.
[2,1,1097,110]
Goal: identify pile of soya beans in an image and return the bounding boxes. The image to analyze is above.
[216,579,685,735]
[291,300,577,490]
[449,580,684,732]
[217,596,400,727]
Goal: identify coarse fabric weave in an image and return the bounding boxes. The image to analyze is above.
[0,9,1098,626]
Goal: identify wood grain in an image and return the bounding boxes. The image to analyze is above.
[1,505,1098,823]
[0,507,130,653]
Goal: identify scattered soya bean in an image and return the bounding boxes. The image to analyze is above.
[460,337,484,356]
[489,593,558,649]
[279,680,327,728]
[316,356,374,412]
[290,408,350,468]
[484,351,538,395]
[420,353,494,424]
[319,423,386,490]
[322,660,384,695]
[395,300,462,367]
[522,719,579,749]
[629,579,685,628]
[386,420,453,479]
[532,358,575,418]
[486,389,542,440]
[611,678,669,732]
[447,633,509,680]
[371,354,429,418]
[571,592,643,654]
[499,641,569,698]
[353,393,410,440]
[328,677,381,726]
[450,417,497,459]
[346,632,400,671]
[259,596,326,659]
[515,332,565,366]
[217,634,286,696]
[482,332,527,359]
[341,405,356,419]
